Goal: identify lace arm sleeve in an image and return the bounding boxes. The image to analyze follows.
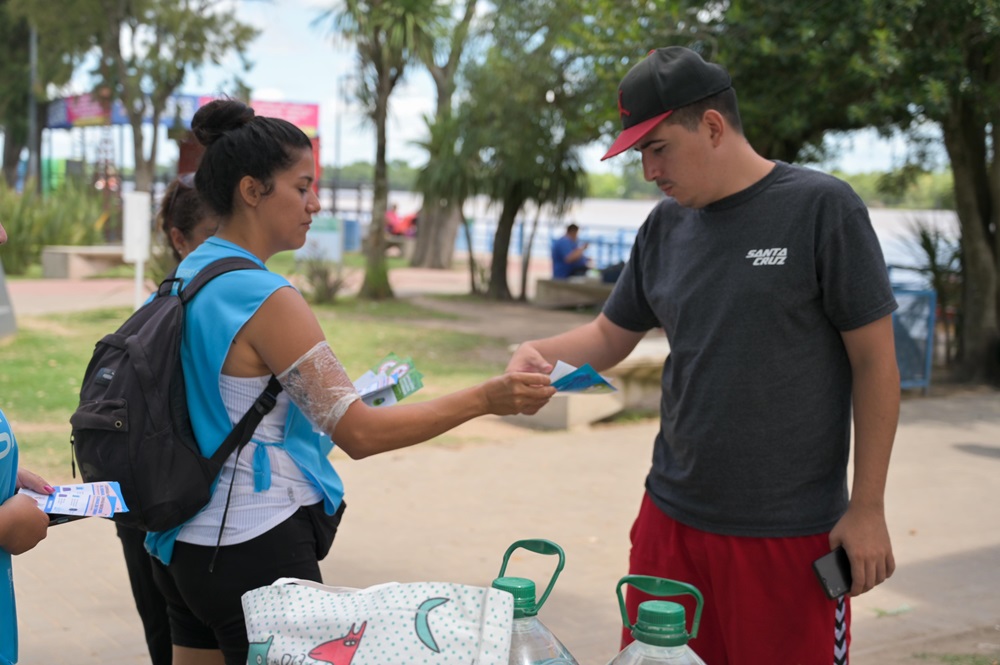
[277,341,361,435]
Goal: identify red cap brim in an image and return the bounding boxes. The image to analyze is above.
[601,111,673,161]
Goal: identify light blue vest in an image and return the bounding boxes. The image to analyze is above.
[0,409,20,665]
[145,237,345,564]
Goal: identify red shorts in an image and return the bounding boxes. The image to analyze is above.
[623,493,850,665]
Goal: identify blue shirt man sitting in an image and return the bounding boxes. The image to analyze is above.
[551,223,590,279]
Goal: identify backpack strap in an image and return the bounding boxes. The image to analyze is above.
[162,255,284,572]
[179,257,264,303]
[209,374,284,573]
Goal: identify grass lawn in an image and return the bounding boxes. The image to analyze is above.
[0,295,508,484]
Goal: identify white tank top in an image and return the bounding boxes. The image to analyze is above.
[175,374,323,547]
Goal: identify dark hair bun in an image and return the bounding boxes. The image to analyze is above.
[191,98,255,147]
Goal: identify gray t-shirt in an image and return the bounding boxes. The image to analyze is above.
[604,162,897,537]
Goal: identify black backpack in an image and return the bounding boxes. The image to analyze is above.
[70,257,283,533]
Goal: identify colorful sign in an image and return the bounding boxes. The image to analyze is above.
[46,93,320,137]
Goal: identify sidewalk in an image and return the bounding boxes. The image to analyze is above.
[9,269,1000,664]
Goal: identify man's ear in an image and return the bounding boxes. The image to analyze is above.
[239,175,262,208]
[703,109,725,145]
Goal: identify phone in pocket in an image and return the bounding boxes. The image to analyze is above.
[812,546,852,599]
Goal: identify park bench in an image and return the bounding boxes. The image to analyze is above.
[41,245,127,279]
[383,234,416,260]
[534,276,615,309]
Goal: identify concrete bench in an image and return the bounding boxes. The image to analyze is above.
[41,245,127,279]
[504,335,670,430]
[602,336,670,412]
[384,234,416,260]
[534,277,615,309]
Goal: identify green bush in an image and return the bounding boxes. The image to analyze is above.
[0,180,106,275]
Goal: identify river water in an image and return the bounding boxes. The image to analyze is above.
[323,188,959,288]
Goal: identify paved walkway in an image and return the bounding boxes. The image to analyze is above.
[7,268,1000,664]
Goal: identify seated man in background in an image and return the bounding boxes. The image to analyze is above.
[551,223,590,279]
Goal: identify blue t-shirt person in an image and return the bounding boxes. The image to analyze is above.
[551,224,590,279]
[1,409,20,665]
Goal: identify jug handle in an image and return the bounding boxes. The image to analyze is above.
[498,538,566,613]
[615,574,704,639]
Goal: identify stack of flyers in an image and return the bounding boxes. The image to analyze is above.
[20,481,129,523]
[550,360,617,394]
[354,352,424,407]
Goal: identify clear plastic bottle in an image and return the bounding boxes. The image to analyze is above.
[491,539,580,665]
[607,575,707,665]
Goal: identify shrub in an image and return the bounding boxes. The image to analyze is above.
[0,180,106,274]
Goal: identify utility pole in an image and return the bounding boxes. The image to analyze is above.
[27,23,39,192]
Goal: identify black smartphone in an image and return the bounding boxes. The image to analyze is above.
[812,546,852,599]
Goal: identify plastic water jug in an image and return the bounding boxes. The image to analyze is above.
[491,538,580,665]
[607,575,707,665]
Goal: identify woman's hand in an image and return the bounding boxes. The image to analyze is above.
[482,372,556,416]
[0,494,49,555]
[16,468,54,494]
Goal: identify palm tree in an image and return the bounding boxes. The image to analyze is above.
[457,2,597,300]
[409,0,479,270]
[414,113,484,290]
[319,0,445,299]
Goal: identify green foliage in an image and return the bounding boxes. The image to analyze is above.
[0,180,105,274]
[321,159,419,190]
[835,170,955,209]
[299,251,347,305]
[16,0,259,190]
[912,654,1000,664]
[0,307,124,423]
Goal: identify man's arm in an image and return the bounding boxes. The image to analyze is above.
[829,313,900,596]
[507,313,645,374]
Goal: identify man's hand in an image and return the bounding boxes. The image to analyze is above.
[828,503,894,596]
[506,343,554,375]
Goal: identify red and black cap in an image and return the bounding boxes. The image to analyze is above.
[601,46,732,161]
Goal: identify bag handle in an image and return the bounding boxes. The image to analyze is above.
[497,538,565,614]
[615,574,704,639]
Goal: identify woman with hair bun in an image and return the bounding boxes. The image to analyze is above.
[145,98,555,665]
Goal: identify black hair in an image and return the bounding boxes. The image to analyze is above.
[158,174,207,262]
[668,87,743,135]
[191,98,313,217]
[567,223,580,233]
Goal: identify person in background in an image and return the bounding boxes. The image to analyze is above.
[508,46,899,663]
[159,173,219,263]
[551,223,590,279]
[146,98,555,665]
[384,203,402,235]
[0,219,55,665]
[115,173,219,665]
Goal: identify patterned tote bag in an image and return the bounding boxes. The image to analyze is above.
[242,577,515,665]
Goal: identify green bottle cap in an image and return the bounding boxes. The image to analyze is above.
[631,600,690,647]
[491,577,538,618]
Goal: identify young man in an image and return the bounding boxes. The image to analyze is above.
[551,223,590,279]
[508,46,900,663]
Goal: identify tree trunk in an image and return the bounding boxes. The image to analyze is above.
[360,80,393,300]
[410,199,463,269]
[130,117,154,192]
[940,115,1000,382]
[1,131,24,189]
[486,188,525,301]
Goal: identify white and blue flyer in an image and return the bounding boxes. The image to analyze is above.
[21,481,129,519]
[549,360,617,394]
